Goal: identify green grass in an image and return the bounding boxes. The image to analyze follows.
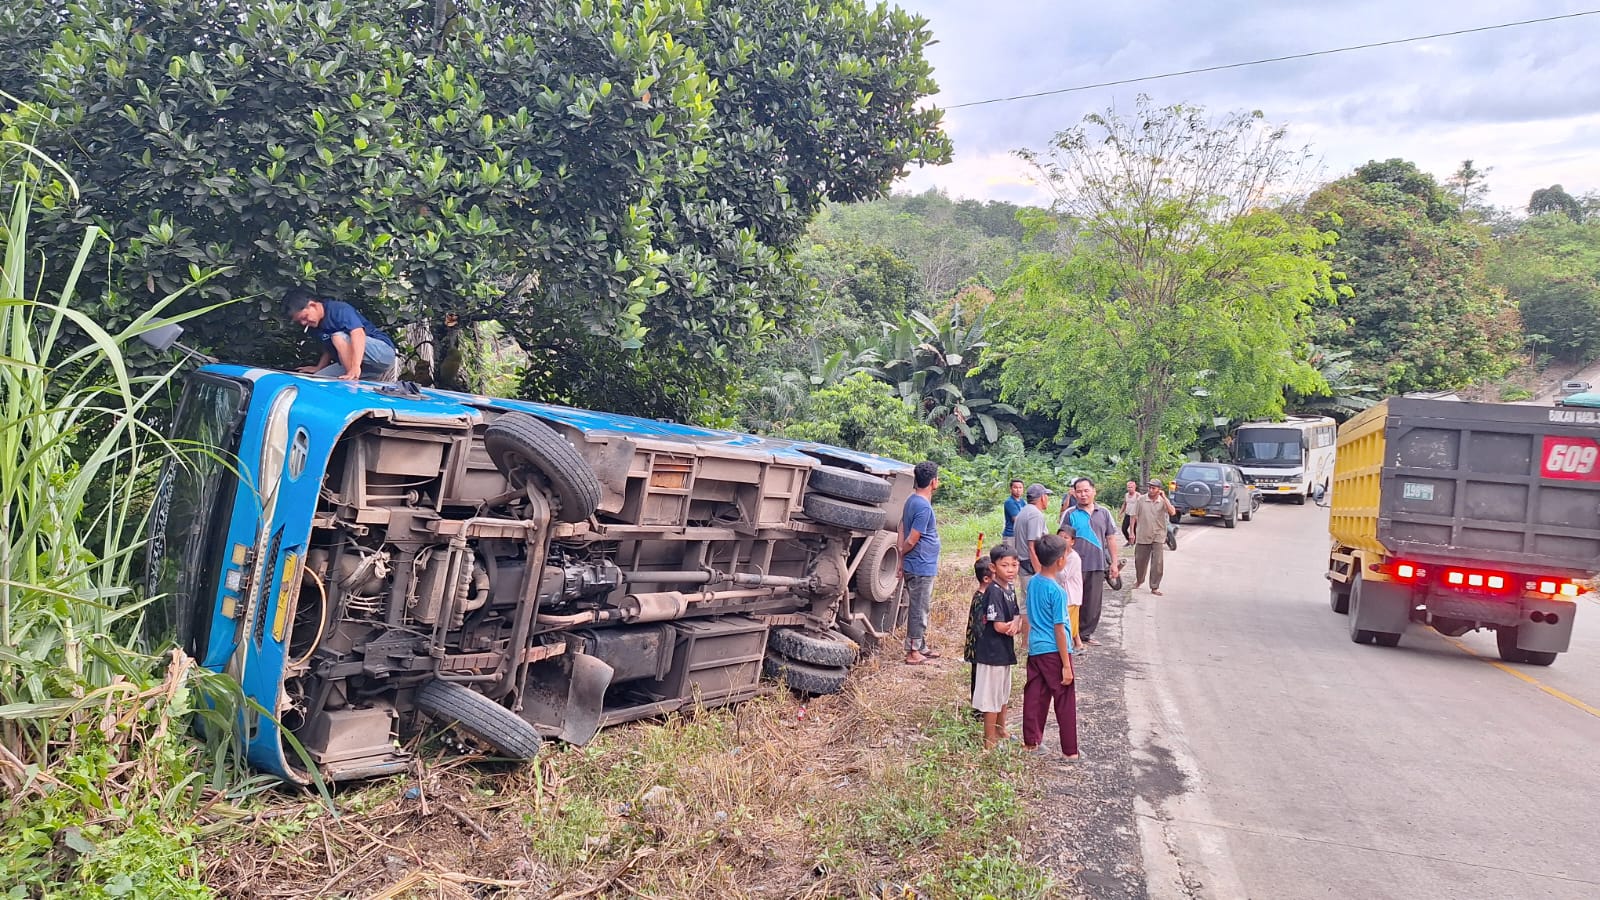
[937,507,1005,565]
[0,136,233,898]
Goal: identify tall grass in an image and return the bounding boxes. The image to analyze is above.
[0,139,235,896]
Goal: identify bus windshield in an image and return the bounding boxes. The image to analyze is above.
[1235,428,1304,467]
[144,375,248,658]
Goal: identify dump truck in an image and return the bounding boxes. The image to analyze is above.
[1326,397,1600,665]
[144,366,913,782]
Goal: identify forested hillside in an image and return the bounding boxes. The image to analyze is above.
[755,151,1600,490]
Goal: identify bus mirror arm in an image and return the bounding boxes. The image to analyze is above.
[137,322,218,365]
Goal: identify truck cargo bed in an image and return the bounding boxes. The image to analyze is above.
[1332,397,1600,577]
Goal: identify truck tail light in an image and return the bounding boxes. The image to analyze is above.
[1527,579,1582,597]
[1441,566,1512,593]
[1370,560,1427,581]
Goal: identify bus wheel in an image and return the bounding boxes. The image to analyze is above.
[416,680,544,760]
[484,413,601,523]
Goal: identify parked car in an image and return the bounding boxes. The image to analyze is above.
[1169,462,1258,528]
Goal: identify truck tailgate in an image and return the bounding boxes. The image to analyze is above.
[1359,398,1600,575]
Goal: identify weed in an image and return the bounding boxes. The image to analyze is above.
[925,837,1055,900]
[0,138,234,898]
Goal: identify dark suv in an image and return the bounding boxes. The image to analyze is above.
[1171,462,1257,529]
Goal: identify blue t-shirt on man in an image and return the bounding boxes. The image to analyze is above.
[901,493,941,576]
[1026,574,1074,657]
[1002,496,1026,537]
[318,300,395,350]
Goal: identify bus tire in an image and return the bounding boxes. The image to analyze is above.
[416,680,544,760]
[806,466,892,504]
[803,493,887,532]
[853,531,902,605]
[769,627,859,668]
[484,413,601,523]
[763,652,849,695]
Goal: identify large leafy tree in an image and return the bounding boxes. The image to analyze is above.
[1489,211,1600,359]
[1,0,948,418]
[1305,159,1520,392]
[996,100,1335,481]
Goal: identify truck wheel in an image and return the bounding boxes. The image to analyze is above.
[763,652,848,695]
[853,530,902,605]
[1329,583,1350,614]
[483,413,601,523]
[806,465,892,504]
[1348,574,1375,644]
[416,679,544,760]
[802,493,887,532]
[1495,627,1554,665]
[769,627,859,668]
[1292,492,1307,506]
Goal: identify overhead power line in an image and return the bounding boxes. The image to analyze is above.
[946,9,1600,110]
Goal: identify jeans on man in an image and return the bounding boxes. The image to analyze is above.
[903,573,935,653]
[315,332,397,379]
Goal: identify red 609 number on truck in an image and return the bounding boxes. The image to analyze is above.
[1541,436,1600,480]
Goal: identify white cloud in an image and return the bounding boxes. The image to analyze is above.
[893,0,1600,209]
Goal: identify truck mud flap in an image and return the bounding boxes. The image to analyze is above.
[518,652,614,746]
[1514,597,1577,653]
[1353,577,1411,636]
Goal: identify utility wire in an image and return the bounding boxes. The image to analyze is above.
[946,9,1600,110]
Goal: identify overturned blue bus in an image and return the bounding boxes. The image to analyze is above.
[145,366,912,782]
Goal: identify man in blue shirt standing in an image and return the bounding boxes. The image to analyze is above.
[1001,479,1026,550]
[283,287,398,381]
[899,461,942,665]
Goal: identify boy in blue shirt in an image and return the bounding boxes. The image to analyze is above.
[1022,534,1079,759]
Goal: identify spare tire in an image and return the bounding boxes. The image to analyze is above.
[416,679,544,760]
[802,493,887,532]
[484,413,601,523]
[853,530,902,604]
[762,653,849,695]
[1178,480,1213,511]
[769,627,859,668]
[806,465,893,504]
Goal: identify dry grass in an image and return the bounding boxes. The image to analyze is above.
[199,567,1052,900]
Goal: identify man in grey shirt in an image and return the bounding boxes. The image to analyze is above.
[1013,483,1052,596]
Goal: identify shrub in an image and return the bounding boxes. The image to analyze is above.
[779,372,945,463]
[933,435,1123,515]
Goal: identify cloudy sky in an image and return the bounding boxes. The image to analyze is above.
[893,1,1600,210]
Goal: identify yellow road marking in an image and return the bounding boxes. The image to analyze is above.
[1443,636,1600,720]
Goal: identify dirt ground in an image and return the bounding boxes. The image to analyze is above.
[200,559,1147,899]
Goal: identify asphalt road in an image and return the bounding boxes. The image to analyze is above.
[1125,500,1600,900]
